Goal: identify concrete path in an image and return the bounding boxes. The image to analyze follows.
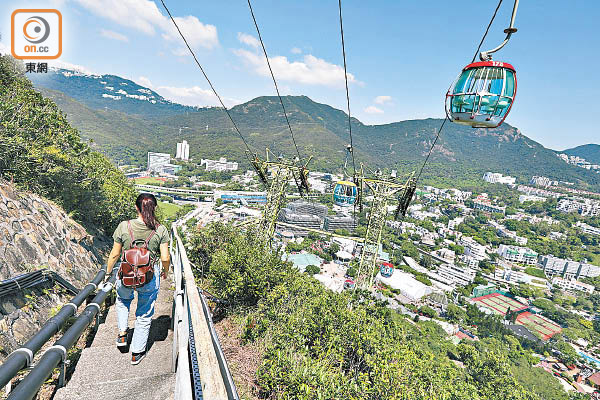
[54,283,174,400]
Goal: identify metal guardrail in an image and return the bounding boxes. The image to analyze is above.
[5,269,117,400]
[0,268,107,391]
[171,224,238,400]
[0,269,80,299]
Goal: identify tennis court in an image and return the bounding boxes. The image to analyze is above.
[471,292,528,316]
[516,311,561,340]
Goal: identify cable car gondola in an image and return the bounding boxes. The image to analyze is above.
[333,180,357,207]
[446,61,516,128]
[446,0,520,129]
[379,262,394,278]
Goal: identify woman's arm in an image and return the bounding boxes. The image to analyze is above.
[106,241,122,276]
[160,242,170,278]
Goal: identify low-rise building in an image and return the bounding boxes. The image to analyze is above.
[530,176,554,187]
[437,264,476,286]
[557,198,600,217]
[448,217,464,230]
[497,244,538,265]
[435,248,456,263]
[473,195,506,215]
[483,172,516,185]
[494,268,528,284]
[551,277,594,294]
[460,236,487,261]
[576,221,600,236]
[539,255,600,280]
[519,194,546,203]
[461,255,479,269]
[200,157,238,172]
[323,214,357,233]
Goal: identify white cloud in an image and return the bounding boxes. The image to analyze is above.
[364,105,384,114]
[137,76,153,88]
[291,47,302,54]
[234,49,359,88]
[237,32,260,48]
[374,95,392,105]
[100,29,129,42]
[75,0,218,49]
[161,15,218,50]
[53,60,97,75]
[155,85,239,108]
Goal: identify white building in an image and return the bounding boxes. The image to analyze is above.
[557,198,600,217]
[460,236,487,261]
[473,195,506,215]
[435,248,456,263]
[448,217,464,230]
[551,277,594,294]
[519,194,546,203]
[147,152,171,173]
[539,255,600,280]
[201,157,239,172]
[376,270,433,302]
[497,244,538,265]
[176,140,190,160]
[483,172,516,185]
[576,221,600,236]
[530,176,554,187]
[437,264,476,287]
[494,268,528,284]
[461,255,480,269]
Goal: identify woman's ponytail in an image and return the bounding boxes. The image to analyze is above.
[135,193,159,230]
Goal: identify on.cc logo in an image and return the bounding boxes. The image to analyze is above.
[23,16,50,44]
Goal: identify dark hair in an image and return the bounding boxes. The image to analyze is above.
[135,193,159,230]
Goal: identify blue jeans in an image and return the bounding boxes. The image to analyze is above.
[115,266,160,353]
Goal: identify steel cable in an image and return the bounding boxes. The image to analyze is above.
[159,0,253,154]
[247,0,302,162]
[338,0,357,178]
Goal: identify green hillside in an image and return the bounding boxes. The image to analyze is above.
[0,56,136,233]
[563,144,600,164]
[32,68,600,190]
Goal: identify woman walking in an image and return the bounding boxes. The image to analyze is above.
[106,193,170,364]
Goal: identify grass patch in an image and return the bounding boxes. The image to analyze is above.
[524,267,546,279]
[158,201,182,220]
[133,176,167,185]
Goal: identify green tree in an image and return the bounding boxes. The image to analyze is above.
[305,264,320,275]
[0,55,136,233]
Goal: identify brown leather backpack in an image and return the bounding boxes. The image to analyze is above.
[118,221,158,288]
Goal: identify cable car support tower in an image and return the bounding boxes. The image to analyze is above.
[354,168,415,289]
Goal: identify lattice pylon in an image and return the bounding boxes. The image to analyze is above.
[355,180,397,289]
[258,165,291,244]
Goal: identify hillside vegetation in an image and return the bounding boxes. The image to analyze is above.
[0,56,136,233]
[187,223,571,400]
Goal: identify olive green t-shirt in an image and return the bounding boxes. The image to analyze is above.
[112,219,169,259]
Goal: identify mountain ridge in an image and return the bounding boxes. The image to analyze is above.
[562,144,600,165]
[30,68,600,190]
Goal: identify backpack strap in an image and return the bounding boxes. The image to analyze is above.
[127,220,135,247]
[143,224,160,249]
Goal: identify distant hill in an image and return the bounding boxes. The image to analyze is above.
[30,68,600,190]
[29,68,197,116]
[563,144,600,164]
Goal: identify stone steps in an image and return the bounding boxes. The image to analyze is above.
[54,284,175,400]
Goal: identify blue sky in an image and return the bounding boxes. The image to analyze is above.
[1,0,598,151]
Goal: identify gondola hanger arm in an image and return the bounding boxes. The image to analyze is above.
[480,0,519,61]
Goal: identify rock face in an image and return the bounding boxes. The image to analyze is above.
[0,180,110,286]
[0,180,111,357]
